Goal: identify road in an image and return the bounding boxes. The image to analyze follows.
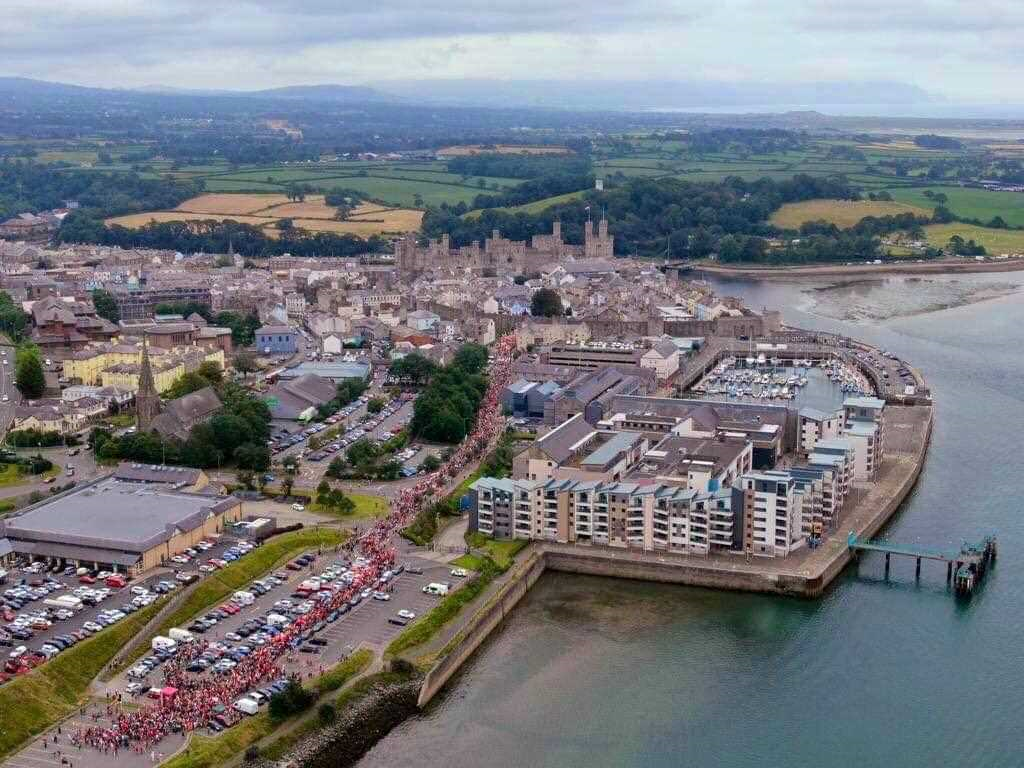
[0,447,100,501]
[0,344,18,440]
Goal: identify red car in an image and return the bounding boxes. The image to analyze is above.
[286,562,302,571]
[78,574,96,584]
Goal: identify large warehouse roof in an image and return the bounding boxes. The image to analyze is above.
[0,477,240,555]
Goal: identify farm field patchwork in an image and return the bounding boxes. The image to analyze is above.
[105,194,423,236]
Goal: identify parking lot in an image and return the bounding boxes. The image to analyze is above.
[276,397,425,487]
[0,536,254,685]
[104,550,453,712]
[2,700,187,768]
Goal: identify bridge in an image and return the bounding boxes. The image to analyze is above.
[847,531,998,596]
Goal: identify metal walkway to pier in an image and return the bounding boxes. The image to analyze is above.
[847,532,998,596]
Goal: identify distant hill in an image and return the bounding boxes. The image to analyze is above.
[370,78,936,111]
[0,77,389,105]
[247,84,388,102]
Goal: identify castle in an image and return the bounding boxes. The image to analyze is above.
[395,217,614,277]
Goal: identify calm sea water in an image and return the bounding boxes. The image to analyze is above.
[359,273,1024,768]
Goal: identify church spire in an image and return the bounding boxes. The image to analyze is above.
[136,333,160,431]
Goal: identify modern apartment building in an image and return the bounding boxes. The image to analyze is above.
[737,471,806,558]
[471,476,744,557]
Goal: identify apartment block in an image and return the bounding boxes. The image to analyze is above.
[738,472,805,558]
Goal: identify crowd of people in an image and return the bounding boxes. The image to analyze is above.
[70,334,518,755]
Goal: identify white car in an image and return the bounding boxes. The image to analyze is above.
[397,609,416,620]
[83,621,103,633]
[450,568,468,578]
[130,586,149,596]
[372,591,390,601]
[291,503,305,511]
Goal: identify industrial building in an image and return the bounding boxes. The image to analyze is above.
[0,477,244,575]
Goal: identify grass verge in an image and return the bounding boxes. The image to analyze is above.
[311,492,388,521]
[385,559,499,659]
[106,527,345,679]
[162,649,373,768]
[466,532,528,570]
[0,599,165,760]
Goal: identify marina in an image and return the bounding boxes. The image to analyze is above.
[689,354,872,407]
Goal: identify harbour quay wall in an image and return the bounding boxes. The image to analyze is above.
[417,552,546,708]
[417,406,932,705]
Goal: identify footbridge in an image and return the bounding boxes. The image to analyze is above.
[847,532,997,595]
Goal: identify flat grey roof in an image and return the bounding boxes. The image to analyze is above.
[0,477,240,554]
[581,431,642,467]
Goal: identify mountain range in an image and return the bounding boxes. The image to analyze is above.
[0,76,936,112]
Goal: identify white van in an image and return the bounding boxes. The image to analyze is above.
[151,636,177,653]
[233,697,259,716]
[265,613,289,628]
[422,582,450,596]
[168,628,195,644]
[232,591,255,606]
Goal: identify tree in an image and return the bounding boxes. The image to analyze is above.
[0,292,29,343]
[530,288,562,317]
[420,454,441,472]
[326,456,345,479]
[15,344,45,399]
[366,397,385,414]
[91,289,121,323]
[237,470,255,490]
[233,351,258,378]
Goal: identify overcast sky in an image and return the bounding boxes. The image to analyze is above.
[3,0,1021,101]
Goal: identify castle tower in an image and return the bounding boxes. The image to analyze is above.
[135,335,161,431]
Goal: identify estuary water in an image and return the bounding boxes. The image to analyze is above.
[359,272,1024,768]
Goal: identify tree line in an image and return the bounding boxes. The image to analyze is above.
[422,174,859,259]
[91,380,272,471]
[57,213,389,258]
[0,160,202,222]
[409,344,489,444]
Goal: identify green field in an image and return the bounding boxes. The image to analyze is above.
[886,186,1024,227]
[923,223,1024,254]
[311,492,388,520]
[464,189,588,218]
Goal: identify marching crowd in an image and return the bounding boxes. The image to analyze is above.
[70,334,518,756]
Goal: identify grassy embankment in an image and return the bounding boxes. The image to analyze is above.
[385,533,526,666]
[0,599,166,760]
[161,649,373,768]
[106,527,345,678]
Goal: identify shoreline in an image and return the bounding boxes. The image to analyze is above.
[413,404,933,709]
[683,258,1024,281]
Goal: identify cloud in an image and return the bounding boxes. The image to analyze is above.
[0,0,1020,101]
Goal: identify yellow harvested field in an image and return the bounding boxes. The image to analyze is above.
[107,193,422,237]
[106,211,276,227]
[770,199,931,230]
[174,193,289,215]
[855,141,941,152]
[437,144,570,156]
